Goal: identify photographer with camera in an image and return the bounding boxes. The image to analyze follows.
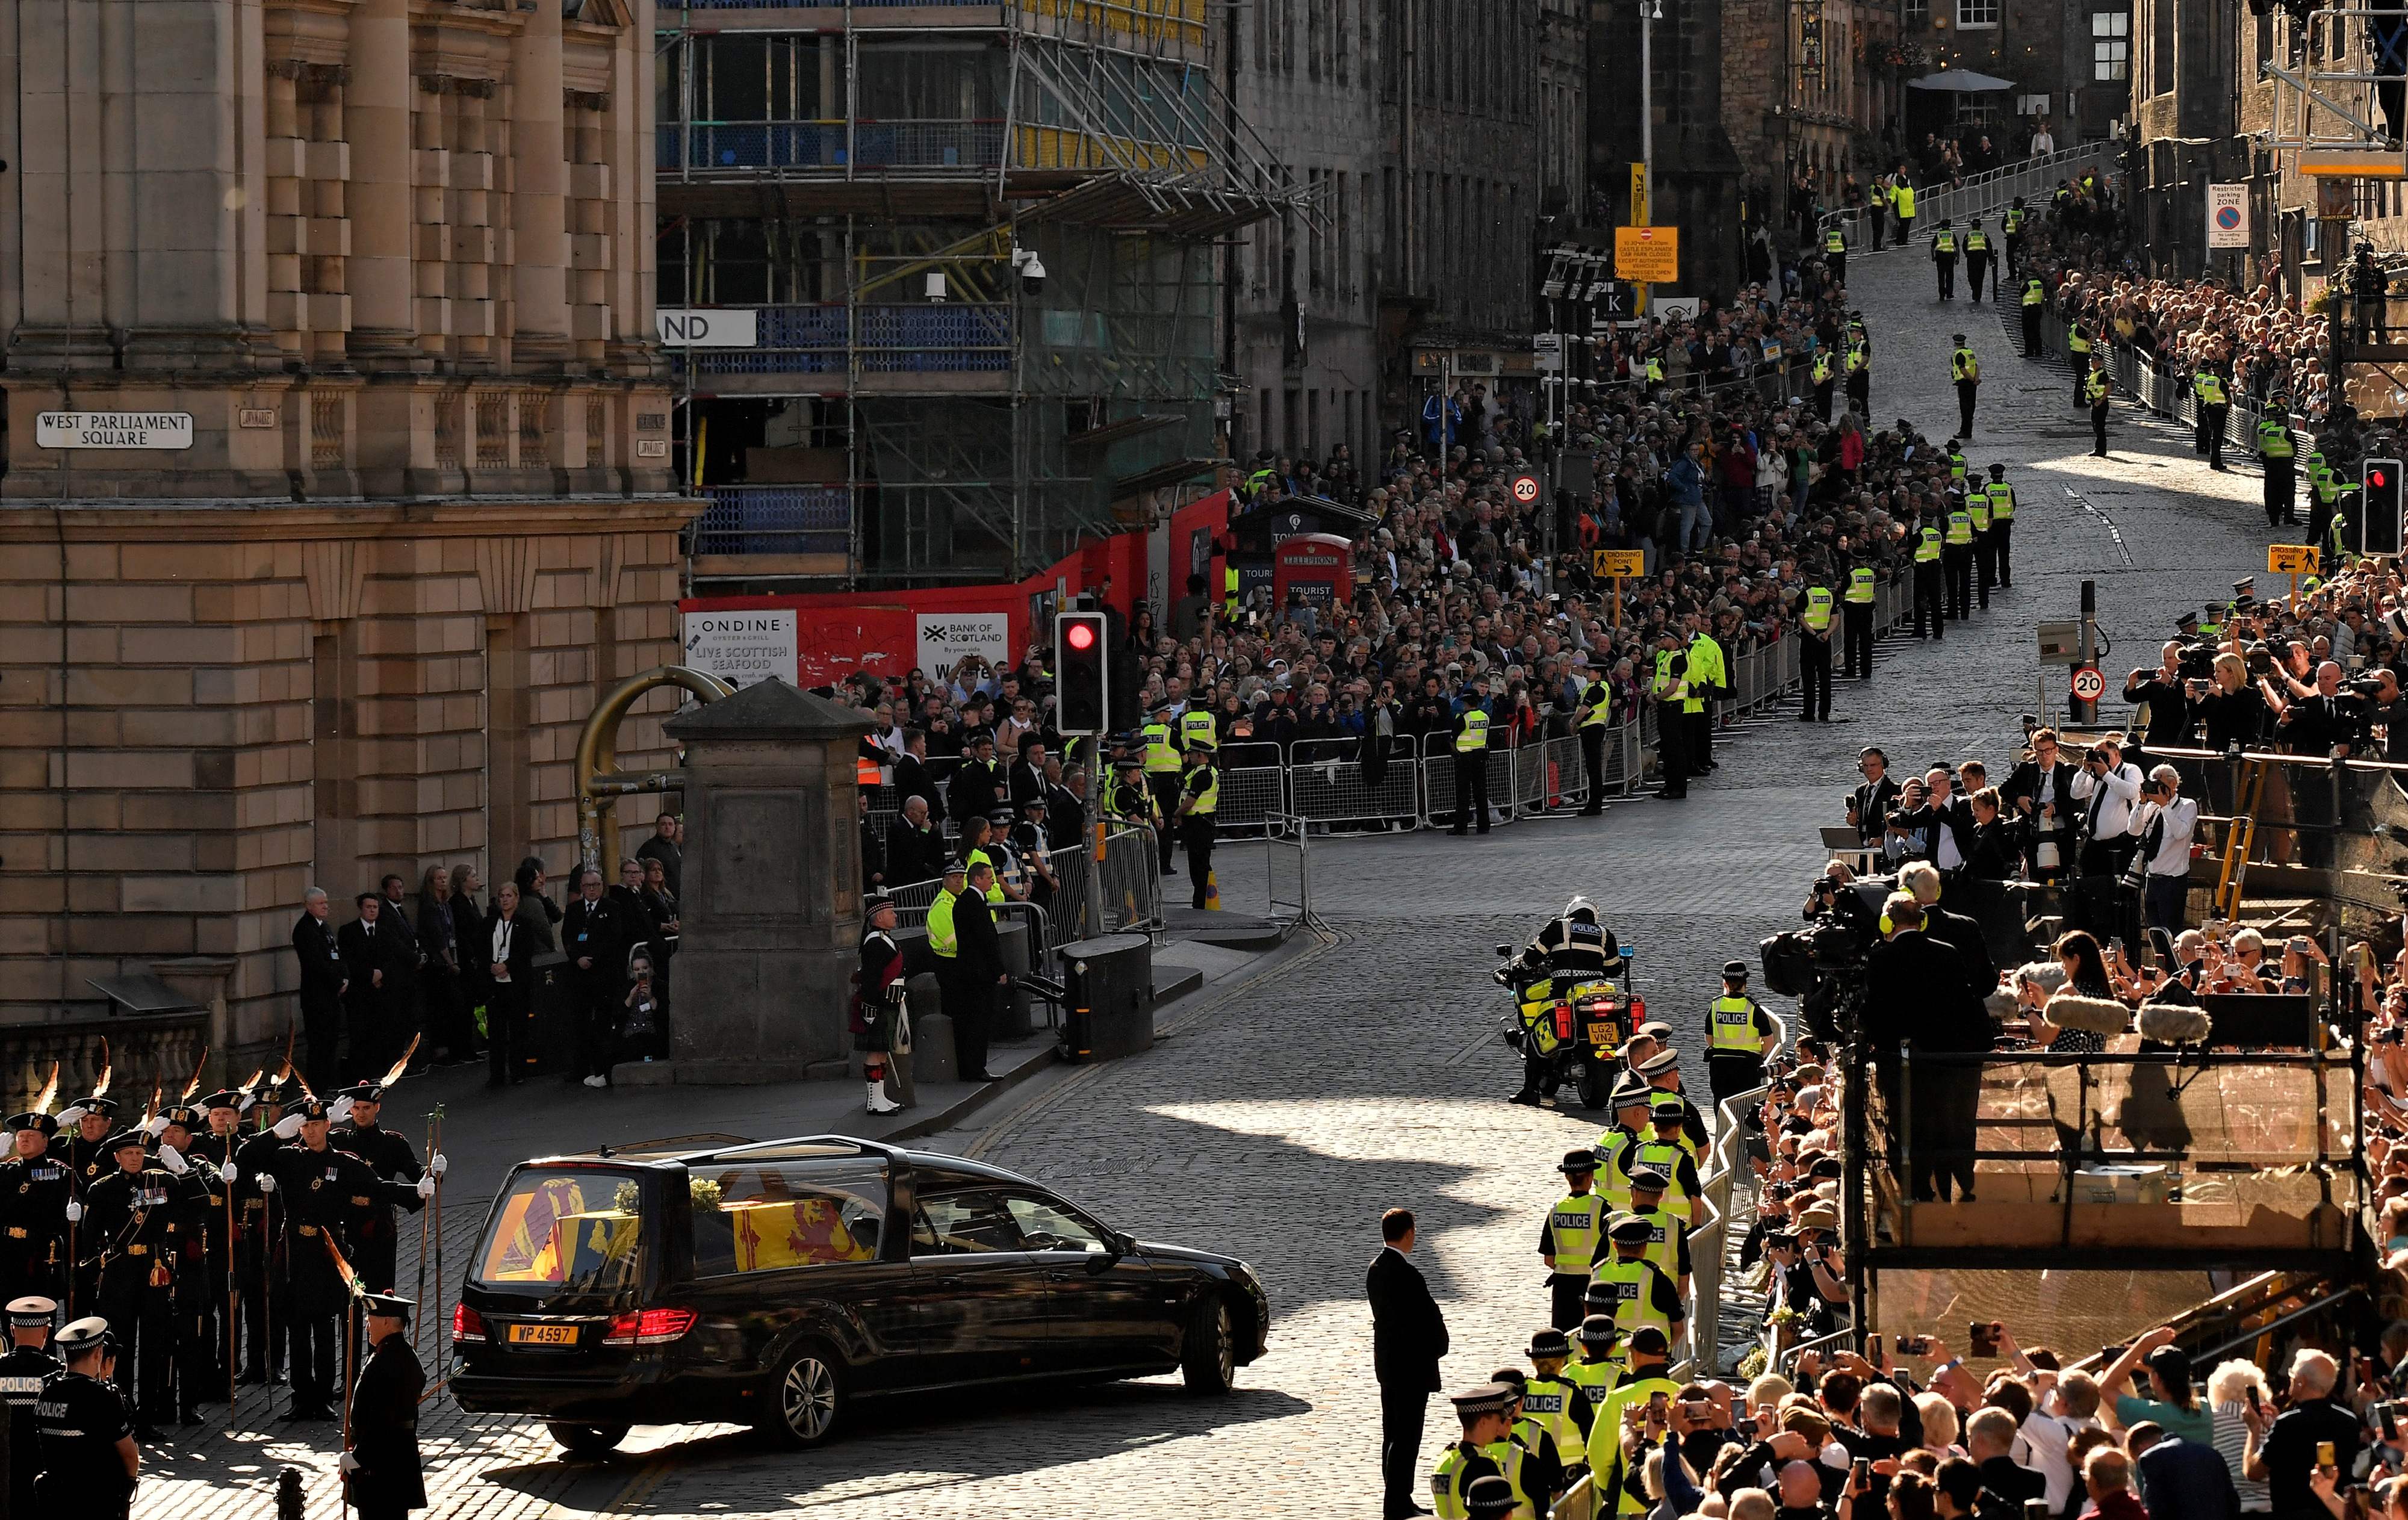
[2068,734,2146,880]
[2002,728,2080,883]
[2130,765,2201,935]
[2124,643,2195,758]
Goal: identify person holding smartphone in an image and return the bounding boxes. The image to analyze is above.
[2245,1347,2363,1517]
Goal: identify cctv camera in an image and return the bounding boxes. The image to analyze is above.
[1012,247,1047,294]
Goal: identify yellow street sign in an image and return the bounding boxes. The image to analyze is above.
[2268,544,2320,574]
[1593,549,1645,578]
[1615,226,1678,284]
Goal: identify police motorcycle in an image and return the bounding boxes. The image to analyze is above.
[1492,897,1643,1110]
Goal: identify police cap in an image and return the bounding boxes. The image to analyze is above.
[1649,1091,1688,1120]
[5,1296,54,1327]
[1610,1078,1652,1109]
[1628,1326,1672,1356]
[1721,960,1749,982]
[1583,1279,1618,1311]
[1952,333,1967,344]
[1988,462,2008,476]
[1608,1213,1655,1244]
[1637,1048,1681,1077]
[1559,1149,1599,1175]
[942,861,968,879]
[1574,1315,1621,1348]
[1628,1165,1672,1194]
[1448,1380,1518,1418]
[1635,1020,1675,1041]
[1528,1327,1572,1360]
[54,1317,110,1356]
[1489,1366,1527,1389]
[1466,1476,1519,1518]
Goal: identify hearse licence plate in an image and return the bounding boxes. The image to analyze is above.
[507,1323,579,1347]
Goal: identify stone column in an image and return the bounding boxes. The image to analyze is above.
[344,0,413,356]
[510,0,571,370]
[641,680,870,1085]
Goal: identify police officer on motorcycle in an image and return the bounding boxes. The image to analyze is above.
[1531,896,1619,972]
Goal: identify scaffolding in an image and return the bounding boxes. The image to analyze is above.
[2265,4,2408,151]
[655,0,1312,586]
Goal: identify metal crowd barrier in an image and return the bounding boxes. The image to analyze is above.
[2043,309,2309,457]
[1289,737,1422,828]
[1814,140,2119,255]
[1215,741,1289,834]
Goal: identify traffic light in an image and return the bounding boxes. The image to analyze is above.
[1055,610,1108,734]
[2363,459,2403,557]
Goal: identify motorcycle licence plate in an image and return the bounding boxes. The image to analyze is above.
[506,1323,580,1347]
[1588,1023,1619,1048]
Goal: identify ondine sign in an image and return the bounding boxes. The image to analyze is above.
[36,412,194,450]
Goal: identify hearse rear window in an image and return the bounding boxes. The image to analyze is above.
[689,1158,888,1276]
[474,1170,644,1292]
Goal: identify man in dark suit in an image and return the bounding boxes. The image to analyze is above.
[1368,1206,1449,1519]
[1863,893,1991,1202]
[1846,748,1902,846]
[376,874,424,1068]
[887,796,949,886]
[893,730,946,825]
[951,863,1007,1082]
[1009,735,1049,813]
[337,894,397,1082]
[1900,861,1998,1002]
[2000,728,2080,881]
[291,888,349,1092]
[561,866,627,1088]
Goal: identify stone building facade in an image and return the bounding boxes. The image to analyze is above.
[0,0,694,1051]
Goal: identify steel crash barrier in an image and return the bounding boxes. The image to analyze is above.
[2042,309,2313,460]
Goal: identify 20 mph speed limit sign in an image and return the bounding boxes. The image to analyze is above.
[1510,473,1541,504]
[2070,666,2106,703]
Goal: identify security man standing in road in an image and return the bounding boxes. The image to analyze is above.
[2087,356,2114,457]
[2021,273,2047,357]
[2068,315,2094,407]
[1823,222,1847,290]
[1140,700,1183,875]
[1942,490,1977,622]
[1589,1214,1686,1345]
[1575,660,1617,815]
[1793,572,1835,722]
[1964,219,1993,302]
[2261,397,2298,526]
[1562,1316,1622,1409]
[1811,345,1837,423]
[1984,463,2019,588]
[1684,615,1725,777]
[1432,1383,1526,1520]
[2195,361,2231,470]
[1845,331,1872,417]
[1649,641,1689,801]
[1842,558,1878,681]
[2003,197,2028,277]
[1705,961,1778,1110]
[1450,675,1495,835]
[1911,510,1946,641]
[1951,333,1979,438]
[1891,177,1917,244]
[0,1295,58,1512]
[1180,696,1218,758]
[32,1316,137,1514]
[1967,470,1997,609]
[1539,1151,1607,1332]
[1519,1329,1592,1476]
[1176,743,1218,910]
[1932,219,1958,300]
[1106,749,1159,833]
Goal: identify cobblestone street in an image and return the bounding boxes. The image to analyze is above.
[147,252,2288,1519]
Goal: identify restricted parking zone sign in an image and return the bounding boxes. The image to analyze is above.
[1510,473,1541,504]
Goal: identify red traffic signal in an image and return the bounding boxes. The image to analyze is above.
[2372,469,2391,489]
[1055,610,1109,734]
[1066,621,1096,651]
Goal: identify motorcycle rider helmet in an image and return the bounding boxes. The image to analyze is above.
[1564,896,1598,924]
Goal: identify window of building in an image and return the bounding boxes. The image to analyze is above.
[2152,0,2174,94]
[1956,0,1998,29]
[2093,13,2129,81]
[1905,0,1928,22]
